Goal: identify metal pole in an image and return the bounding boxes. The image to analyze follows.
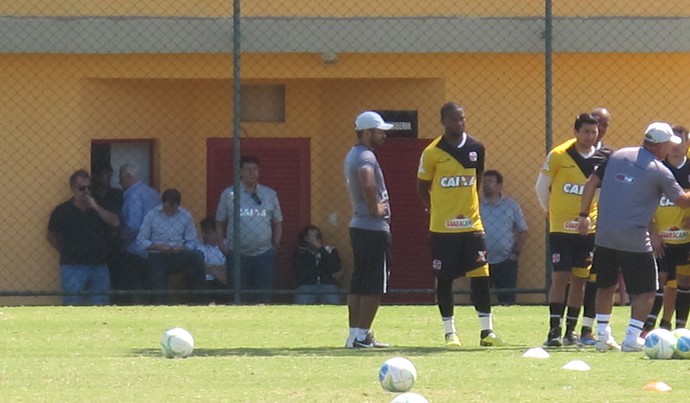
[232,0,242,304]
[544,0,553,303]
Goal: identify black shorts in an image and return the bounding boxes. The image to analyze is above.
[549,233,594,278]
[431,232,489,280]
[656,243,690,281]
[592,246,658,294]
[349,227,391,295]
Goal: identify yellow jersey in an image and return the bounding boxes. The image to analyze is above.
[542,139,599,234]
[417,134,484,233]
[654,160,690,244]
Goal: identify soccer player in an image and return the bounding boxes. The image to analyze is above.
[580,107,614,345]
[644,125,690,333]
[416,102,504,347]
[535,113,599,347]
[578,122,690,352]
[343,111,393,349]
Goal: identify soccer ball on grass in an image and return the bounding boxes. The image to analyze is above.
[672,328,690,359]
[379,357,417,392]
[644,328,675,360]
[160,327,194,358]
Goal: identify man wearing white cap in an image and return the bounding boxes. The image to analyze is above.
[578,122,690,352]
[343,111,393,348]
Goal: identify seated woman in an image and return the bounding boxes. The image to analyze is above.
[293,224,342,305]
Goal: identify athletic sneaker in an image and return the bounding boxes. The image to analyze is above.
[596,337,621,352]
[563,331,582,347]
[544,328,562,347]
[580,331,597,346]
[445,333,462,348]
[353,331,389,348]
[621,340,644,352]
[480,332,506,347]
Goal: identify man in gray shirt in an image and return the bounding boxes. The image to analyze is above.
[578,122,690,352]
[343,111,393,349]
[216,156,283,303]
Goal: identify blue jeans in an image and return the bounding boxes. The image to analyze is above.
[147,250,206,304]
[294,284,342,305]
[60,264,110,305]
[226,248,276,303]
[489,259,518,305]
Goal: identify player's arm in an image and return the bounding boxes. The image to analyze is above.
[577,173,601,235]
[534,173,551,213]
[357,165,386,218]
[416,179,432,211]
[672,192,690,208]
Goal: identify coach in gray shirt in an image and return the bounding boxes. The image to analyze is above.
[216,156,283,303]
[578,122,690,352]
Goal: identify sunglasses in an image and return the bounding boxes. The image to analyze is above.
[250,192,262,205]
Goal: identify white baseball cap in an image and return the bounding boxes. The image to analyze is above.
[645,122,681,144]
[355,111,394,131]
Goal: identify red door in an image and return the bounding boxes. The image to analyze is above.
[376,138,435,303]
[206,137,311,301]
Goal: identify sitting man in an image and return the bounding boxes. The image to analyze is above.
[137,188,205,304]
[293,224,343,305]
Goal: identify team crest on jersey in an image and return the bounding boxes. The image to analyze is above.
[552,253,561,263]
[615,173,635,183]
[432,259,442,271]
[469,151,478,162]
[476,251,487,263]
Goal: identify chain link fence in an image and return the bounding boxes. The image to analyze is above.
[2,1,689,305]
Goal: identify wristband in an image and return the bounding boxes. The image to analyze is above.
[578,212,588,218]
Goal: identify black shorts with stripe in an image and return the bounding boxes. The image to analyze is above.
[349,227,391,295]
[431,231,488,280]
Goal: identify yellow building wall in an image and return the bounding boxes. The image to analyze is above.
[4,50,690,304]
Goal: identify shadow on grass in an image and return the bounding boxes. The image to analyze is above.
[131,345,532,358]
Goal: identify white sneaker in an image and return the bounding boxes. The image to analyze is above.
[596,338,621,352]
[621,337,645,352]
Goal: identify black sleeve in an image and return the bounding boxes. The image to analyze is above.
[594,157,608,181]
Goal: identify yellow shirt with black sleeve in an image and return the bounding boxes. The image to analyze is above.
[417,134,484,233]
[541,139,598,234]
[654,160,690,245]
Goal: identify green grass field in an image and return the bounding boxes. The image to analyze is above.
[0,305,686,402]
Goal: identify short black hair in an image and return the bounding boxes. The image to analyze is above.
[69,169,90,187]
[574,113,598,131]
[240,156,260,167]
[440,102,463,120]
[161,188,181,205]
[483,169,503,184]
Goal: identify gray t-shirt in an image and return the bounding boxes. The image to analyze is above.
[344,144,391,232]
[595,146,684,252]
[215,183,283,256]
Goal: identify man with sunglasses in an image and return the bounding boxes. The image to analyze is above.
[47,169,120,305]
[216,156,283,303]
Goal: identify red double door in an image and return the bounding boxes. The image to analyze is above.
[206,137,433,303]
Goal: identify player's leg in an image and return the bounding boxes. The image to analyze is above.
[563,235,593,346]
[660,281,676,330]
[466,232,504,346]
[674,265,690,329]
[546,233,573,347]
[592,247,621,351]
[431,233,462,347]
[620,251,657,351]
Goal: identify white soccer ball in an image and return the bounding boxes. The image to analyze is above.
[379,357,417,393]
[672,328,690,359]
[160,327,194,358]
[390,392,429,403]
[644,328,675,359]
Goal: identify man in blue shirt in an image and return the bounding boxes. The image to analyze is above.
[137,188,205,304]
